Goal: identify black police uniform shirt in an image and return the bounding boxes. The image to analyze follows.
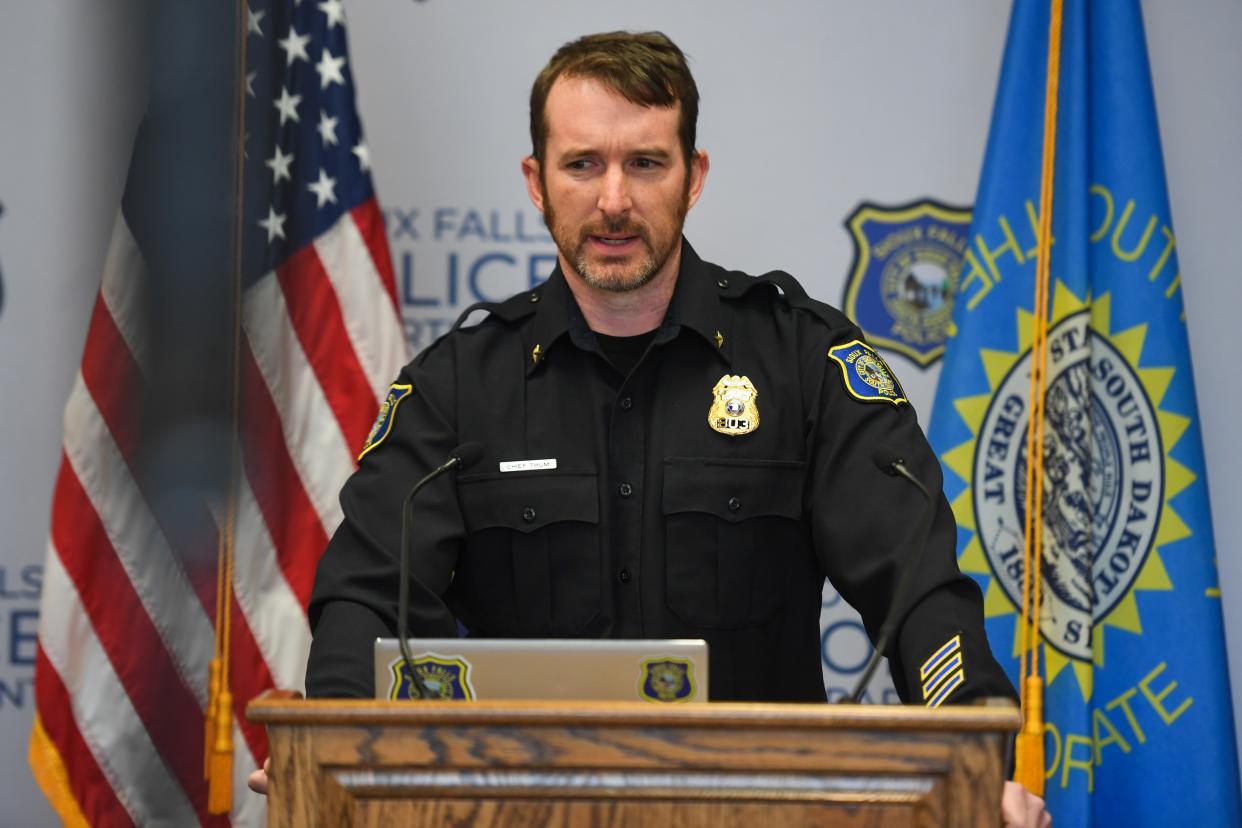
[306,239,1016,706]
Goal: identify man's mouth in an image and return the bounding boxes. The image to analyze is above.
[587,232,642,252]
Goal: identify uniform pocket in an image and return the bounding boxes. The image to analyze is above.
[662,457,806,629]
[456,469,600,635]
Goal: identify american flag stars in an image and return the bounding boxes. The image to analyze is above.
[259,205,287,241]
[278,25,311,66]
[266,145,294,184]
[319,0,346,28]
[352,141,370,172]
[273,85,302,124]
[308,168,338,208]
[247,6,265,36]
[317,109,339,146]
[316,49,346,89]
[250,1,374,250]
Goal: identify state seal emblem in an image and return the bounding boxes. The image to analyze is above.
[708,374,759,436]
[639,657,696,703]
[971,308,1162,662]
[939,277,1198,701]
[387,653,476,700]
[842,199,971,367]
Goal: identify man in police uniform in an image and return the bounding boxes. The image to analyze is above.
[298,31,1049,826]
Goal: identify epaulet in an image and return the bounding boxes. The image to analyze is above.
[450,286,543,331]
[413,286,542,366]
[718,268,854,333]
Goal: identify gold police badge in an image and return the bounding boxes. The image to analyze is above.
[709,374,759,436]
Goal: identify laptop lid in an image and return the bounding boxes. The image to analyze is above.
[374,638,709,703]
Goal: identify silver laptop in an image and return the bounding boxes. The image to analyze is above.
[374,638,709,703]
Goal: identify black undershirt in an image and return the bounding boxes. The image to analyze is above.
[594,329,659,377]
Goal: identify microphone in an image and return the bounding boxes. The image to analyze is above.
[397,442,484,698]
[844,446,936,704]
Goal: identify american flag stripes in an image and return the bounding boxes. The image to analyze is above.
[29,2,406,824]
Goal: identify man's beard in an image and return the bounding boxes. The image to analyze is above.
[541,182,689,294]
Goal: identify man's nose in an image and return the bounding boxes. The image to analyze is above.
[596,166,632,219]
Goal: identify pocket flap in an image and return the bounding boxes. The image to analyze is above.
[662,457,804,523]
[458,469,599,533]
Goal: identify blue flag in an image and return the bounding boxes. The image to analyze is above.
[927,1,1241,823]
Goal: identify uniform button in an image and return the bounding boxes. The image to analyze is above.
[619,482,633,498]
[522,506,537,522]
[717,278,730,289]
[619,568,631,583]
[620,396,633,410]
[529,292,540,303]
[727,496,741,512]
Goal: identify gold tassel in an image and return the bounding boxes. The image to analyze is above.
[206,688,233,814]
[203,657,221,778]
[1013,675,1045,797]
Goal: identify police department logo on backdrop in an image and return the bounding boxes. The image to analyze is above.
[842,200,970,367]
[944,285,1185,694]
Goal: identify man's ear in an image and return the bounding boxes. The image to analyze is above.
[521,155,545,214]
[686,149,710,210]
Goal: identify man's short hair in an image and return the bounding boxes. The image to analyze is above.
[529,31,699,165]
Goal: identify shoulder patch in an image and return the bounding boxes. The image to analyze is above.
[827,340,908,405]
[358,383,413,460]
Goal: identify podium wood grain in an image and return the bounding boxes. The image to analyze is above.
[248,695,1018,827]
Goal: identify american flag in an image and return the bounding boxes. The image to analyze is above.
[29,1,406,824]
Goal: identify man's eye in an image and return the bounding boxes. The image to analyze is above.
[566,159,593,171]
[633,158,660,169]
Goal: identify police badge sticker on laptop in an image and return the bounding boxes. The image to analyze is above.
[827,341,908,406]
[638,657,696,703]
[387,653,476,700]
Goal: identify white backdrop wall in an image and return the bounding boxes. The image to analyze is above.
[1,2,155,824]
[1,2,1239,824]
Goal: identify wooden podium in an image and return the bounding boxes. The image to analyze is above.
[248,694,1018,827]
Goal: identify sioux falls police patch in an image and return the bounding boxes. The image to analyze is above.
[973,311,1162,661]
[842,199,970,368]
[639,657,696,702]
[708,374,760,436]
[388,653,476,700]
[827,341,908,405]
[358,383,412,460]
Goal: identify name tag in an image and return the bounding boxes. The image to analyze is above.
[498,458,557,473]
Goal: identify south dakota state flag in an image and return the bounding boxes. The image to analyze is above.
[927,1,1242,824]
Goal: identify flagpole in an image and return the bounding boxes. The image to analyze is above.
[205,0,249,814]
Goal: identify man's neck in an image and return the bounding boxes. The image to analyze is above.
[560,246,682,336]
